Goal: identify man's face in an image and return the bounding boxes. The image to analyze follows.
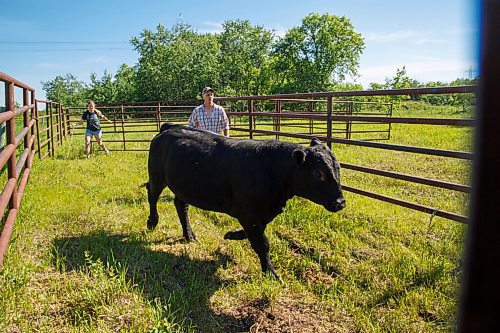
[87,104,95,112]
[203,91,214,103]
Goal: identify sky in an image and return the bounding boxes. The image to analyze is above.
[1,0,480,102]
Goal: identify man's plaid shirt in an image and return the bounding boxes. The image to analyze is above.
[188,104,230,134]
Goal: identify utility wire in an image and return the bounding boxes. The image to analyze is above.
[0,48,130,52]
[0,41,129,44]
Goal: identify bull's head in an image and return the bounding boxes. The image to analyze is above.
[293,138,346,212]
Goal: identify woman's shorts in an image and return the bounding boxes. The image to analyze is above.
[85,129,102,138]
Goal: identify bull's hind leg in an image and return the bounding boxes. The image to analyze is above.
[147,181,165,230]
[174,196,196,241]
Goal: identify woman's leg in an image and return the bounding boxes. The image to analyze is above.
[95,132,109,154]
[85,134,92,158]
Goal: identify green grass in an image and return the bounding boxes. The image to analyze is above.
[0,101,469,332]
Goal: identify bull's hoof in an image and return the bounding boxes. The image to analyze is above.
[147,217,158,230]
[264,267,282,282]
[224,229,247,240]
[183,232,197,242]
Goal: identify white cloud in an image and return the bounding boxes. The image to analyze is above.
[198,21,224,34]
[365,30,421,43]
[352,58,477,87]
[364,30,445,46]
[38,62,70,69]
[271,25,288,38]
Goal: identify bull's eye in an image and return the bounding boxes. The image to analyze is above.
[313,170,322,179]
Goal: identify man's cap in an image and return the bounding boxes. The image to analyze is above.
[202,87,215,95]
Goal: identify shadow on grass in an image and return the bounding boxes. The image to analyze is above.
[51,231,250,332]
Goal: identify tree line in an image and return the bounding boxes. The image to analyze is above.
[42,13,476,111]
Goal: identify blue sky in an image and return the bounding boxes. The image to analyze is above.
[1,0,479,101]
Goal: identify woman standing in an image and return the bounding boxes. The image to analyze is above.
[74,101,112,158]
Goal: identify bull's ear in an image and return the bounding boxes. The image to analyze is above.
[310,137,322,146]
[293,149,306,164]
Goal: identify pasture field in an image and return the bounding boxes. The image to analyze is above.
[0,101,471,332]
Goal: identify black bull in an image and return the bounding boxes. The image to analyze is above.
[146,123,345,279]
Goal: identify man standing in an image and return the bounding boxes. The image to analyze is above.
[188,87,230,136]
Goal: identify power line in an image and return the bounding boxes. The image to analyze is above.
[0,41,129,44]
[0,48,131,52]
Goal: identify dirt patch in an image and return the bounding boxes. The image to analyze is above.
[214,296,351,332]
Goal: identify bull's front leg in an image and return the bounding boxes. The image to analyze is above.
[147,181,164,230]
[174,196,196,241]
[242,221,279,280]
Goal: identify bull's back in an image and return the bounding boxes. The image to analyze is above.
[149,124,295,216]
[152,126,240,213]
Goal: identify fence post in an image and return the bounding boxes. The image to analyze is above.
[248,99,254,139]
[61,105,68,140]
[6,82,18,209]
[327,96,332,149]
[58,103,63,144]
[388,103,393,140]
[112,108,117,133]
[275,99,282,140]
[48,102,55,157]
[156,102,161,131]
[120,105,126,150]
[309,100,314,135]
[347,101,353,139]
[23,89,31,168]
[35,100,41,159]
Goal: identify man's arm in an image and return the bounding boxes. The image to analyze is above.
[188,110,198,128]
[222,108,230,137]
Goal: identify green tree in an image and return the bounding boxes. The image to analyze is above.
[131,22,220,101]
[383,66,421,103]
[271,13,365,93]
[384,66,420,90]
[218,20,274,96]
[114,64,138,103]
[449,77,477,113]
[86,70,116,104]
[41,73,86,106]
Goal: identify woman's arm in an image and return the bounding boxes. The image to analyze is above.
[96,109,113,123]
[73,115,85,127]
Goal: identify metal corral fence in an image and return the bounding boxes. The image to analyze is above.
[68,85,475,225]
[35,99,71,159]
[0,71,71,268]
[0,74,475,267]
